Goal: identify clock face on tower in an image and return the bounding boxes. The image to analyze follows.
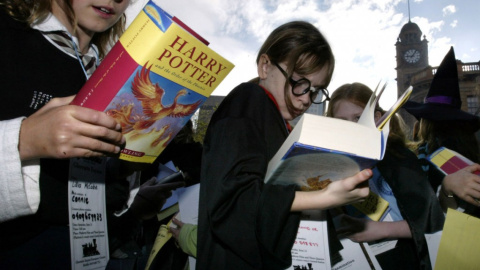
[404,49,421,64]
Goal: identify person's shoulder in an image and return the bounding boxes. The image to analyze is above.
[217,82,267,110]
[226,82,267,101]
[211,82,274,122]
[381,144,422,170]
[0,8,29,30]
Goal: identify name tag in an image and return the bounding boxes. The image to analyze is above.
[68,157,109,270]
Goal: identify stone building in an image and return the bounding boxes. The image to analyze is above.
[395,20,480,132]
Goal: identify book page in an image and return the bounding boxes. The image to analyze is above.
[425,231,442,269]
[176,183,200,225]
[332,239,382,270]
[269,152,363,187]
[435,209,480,270]
[375,86,412,130]
[176,183,200,270]
[288,210,331,270]
[159,162,180,211]
[299,114,381,158]
[357,81,386,129]
[265,113,382,184]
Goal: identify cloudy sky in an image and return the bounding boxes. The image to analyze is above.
[126,0,480,108]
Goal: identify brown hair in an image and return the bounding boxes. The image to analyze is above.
[326,83,378,117]
[255,21,335,107]
[0,0,126,58]
[416,118,480,163]
[327,83,409,150]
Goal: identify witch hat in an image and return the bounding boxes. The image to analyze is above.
[403,46,479,124]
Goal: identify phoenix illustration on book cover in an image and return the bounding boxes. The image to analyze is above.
[105,63,202,157]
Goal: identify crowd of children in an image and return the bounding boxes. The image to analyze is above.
[0,1,479,270]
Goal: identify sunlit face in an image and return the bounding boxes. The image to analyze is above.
[262,61,329,121]
[332,99,364,123]
[72,0,130,34]
[332,99,382,123]
[53,0,130,38]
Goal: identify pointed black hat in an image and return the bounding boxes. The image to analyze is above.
[403,46,479,126]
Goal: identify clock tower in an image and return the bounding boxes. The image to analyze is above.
[395,20,429,97]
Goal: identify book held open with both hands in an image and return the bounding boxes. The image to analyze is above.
[71,0,234,163]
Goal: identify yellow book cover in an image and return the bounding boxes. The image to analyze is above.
[72,0,234,163]
[350,191,390,221]
[428,147,479,176]
[435,209,480,270]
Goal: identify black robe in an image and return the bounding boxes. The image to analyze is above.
[0,9,131,268]
[197,83,301,269]
[0,8,84,250]
[375,145,445,270]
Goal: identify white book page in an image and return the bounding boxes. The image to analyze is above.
[288,210,331,270]
[357,81,385,128]
[332,239,382,270]
[425,231,442,269]
[176,183,200,270]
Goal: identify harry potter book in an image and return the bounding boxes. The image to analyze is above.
[71,0,234,163]
[428,147,480,176]
[264,85,413,190]
[344,191,390,221]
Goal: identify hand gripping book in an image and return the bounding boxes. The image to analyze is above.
[71,0,234,163]
[264,84,413,191]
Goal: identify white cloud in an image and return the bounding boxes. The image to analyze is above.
[450,19,458,28]
[427,36,454,66]
[125,0,409,107]
[124,0,477,108]
[408,16,455,66]
[442,5,456,16]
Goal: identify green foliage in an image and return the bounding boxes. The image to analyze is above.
[192,104,219,143]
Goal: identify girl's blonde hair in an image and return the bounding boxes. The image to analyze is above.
[1,0,126,58]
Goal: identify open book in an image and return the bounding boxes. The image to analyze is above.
[264,84,413,189]
[71,0,234,163]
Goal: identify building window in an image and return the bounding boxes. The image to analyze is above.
[467,95,479,115]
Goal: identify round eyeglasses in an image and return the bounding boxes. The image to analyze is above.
[274,62,330,104]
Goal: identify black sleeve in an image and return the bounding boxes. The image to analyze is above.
[199,83,300,269]
[378,147,445,269]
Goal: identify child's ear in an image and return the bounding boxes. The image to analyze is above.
[257,54,271,80]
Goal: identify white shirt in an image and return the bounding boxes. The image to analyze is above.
[0,118,40,222]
